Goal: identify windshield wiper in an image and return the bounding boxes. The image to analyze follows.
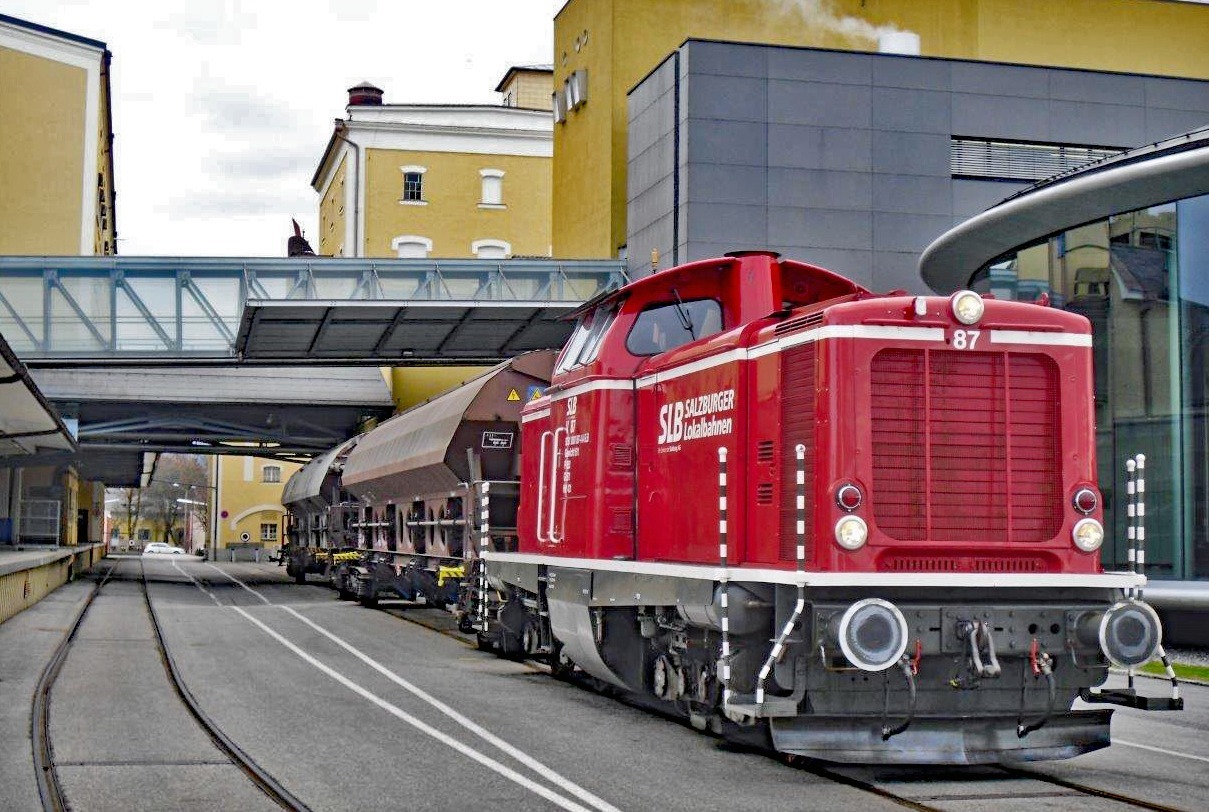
[671,288,696,339]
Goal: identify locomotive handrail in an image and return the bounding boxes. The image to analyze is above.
[536,430,553,544]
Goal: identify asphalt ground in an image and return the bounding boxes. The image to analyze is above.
[2,557,1207,811]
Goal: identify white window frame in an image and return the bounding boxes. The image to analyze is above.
[260,522,278,542]
[392,235,433,258]
[479,169,505,208]
[472,239,511,259]
[399,165,427,205]
[262,465,281,483]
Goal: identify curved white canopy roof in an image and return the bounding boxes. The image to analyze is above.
[920,126,1209,293]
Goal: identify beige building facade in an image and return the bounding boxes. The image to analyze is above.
[0,12,115,256]
[0,13,115,548]
[312,69,553,260]
[213,455,302,559]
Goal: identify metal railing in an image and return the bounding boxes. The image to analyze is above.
[0,256,629,359]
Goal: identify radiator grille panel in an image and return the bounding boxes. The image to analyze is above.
[871,349,1062,543]
[780,344,816,560]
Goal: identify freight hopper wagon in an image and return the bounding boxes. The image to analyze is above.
[282,437,361,584]
[480,251,1173,765]
[335,352,557,615]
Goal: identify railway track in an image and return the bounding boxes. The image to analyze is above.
[30,559,310,812]
[379,599,1195,812]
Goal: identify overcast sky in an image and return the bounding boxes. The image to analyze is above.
[6,1,562,257]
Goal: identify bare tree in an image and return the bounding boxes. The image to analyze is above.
[142,455,211,545]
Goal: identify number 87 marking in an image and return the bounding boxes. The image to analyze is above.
[952,329,981,350]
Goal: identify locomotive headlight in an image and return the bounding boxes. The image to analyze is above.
[834,598,909,672]
[1098,599,1163,668]
[834,515,868,550]
[1072,518,1105,552]
[950,290,985,325]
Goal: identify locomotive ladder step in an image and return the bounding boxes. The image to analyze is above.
[1080,687,1184,711]
[723,694,800,718]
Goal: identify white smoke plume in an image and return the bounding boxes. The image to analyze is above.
[774,0,915,46]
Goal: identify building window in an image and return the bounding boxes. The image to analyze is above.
[400,165,427,204]
[480,169,504,207]
[260,522,278,542]
[951,137,1124,182]
[137,528,150,541]
[391,235,433,258]
[472,239,511,259]
[263,465,281,483]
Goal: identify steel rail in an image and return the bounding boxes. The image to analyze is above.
[996,765,1192,812]
[31,559,310,811]
[31,562,117,812]
[138,559,312,811]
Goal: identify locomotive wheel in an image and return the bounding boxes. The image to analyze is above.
[549,644,574,681]
[475,633,494,652]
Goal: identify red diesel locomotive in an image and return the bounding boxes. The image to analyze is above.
[286,251,1170,764]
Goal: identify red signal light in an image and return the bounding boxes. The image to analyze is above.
[836,483,863,512]
[1073,488,1098,515]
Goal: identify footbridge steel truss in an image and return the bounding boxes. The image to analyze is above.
[0,256,629,364]
[0,256,628,483]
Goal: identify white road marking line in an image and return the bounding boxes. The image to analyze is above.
[203,564,622,812]
[228,603,599,812]
[1116,739,1209,764]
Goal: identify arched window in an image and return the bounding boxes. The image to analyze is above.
[479,169,504,207]
[472,239,511,260]
[391,235,432,258]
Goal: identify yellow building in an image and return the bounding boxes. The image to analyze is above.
[551,0,1209,259]
[213,455,302,560]
[311,67,553,260]
[0,12,116,256]
[1,13,115,548]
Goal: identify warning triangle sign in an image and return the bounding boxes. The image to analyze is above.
[507,389,521,402]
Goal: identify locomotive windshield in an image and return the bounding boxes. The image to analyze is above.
[626,298,722,355]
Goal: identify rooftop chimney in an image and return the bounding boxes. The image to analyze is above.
[347,81,384,106]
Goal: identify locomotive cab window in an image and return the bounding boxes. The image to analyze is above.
[626,298,722,356]
[555,300,621,373]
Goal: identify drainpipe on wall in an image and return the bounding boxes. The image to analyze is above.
[332,120,361,258]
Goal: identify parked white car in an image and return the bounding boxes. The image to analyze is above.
[142,542,188,556]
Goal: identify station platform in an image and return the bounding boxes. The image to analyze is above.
[0,544,106,625]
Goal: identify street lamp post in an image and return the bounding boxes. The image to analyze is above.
[176,497,206,554]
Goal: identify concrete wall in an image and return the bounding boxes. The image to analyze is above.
[627,40,1209,290]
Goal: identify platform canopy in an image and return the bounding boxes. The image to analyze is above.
[234,300,580,364]
[0,334,76,459]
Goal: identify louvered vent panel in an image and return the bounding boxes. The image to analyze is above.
[757,483,774,504]
[870,349,1063,545]
[610,444,634,470]
[780,344,816,560]
[870,350,927,540]
[774,312,825,335]
[757,440,775,464]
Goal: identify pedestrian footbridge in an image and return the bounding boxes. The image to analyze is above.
[0,256,627,483]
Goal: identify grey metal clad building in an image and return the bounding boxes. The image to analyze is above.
[626,39,1209,288]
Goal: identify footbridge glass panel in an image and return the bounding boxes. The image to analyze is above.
[0,257,629,362]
